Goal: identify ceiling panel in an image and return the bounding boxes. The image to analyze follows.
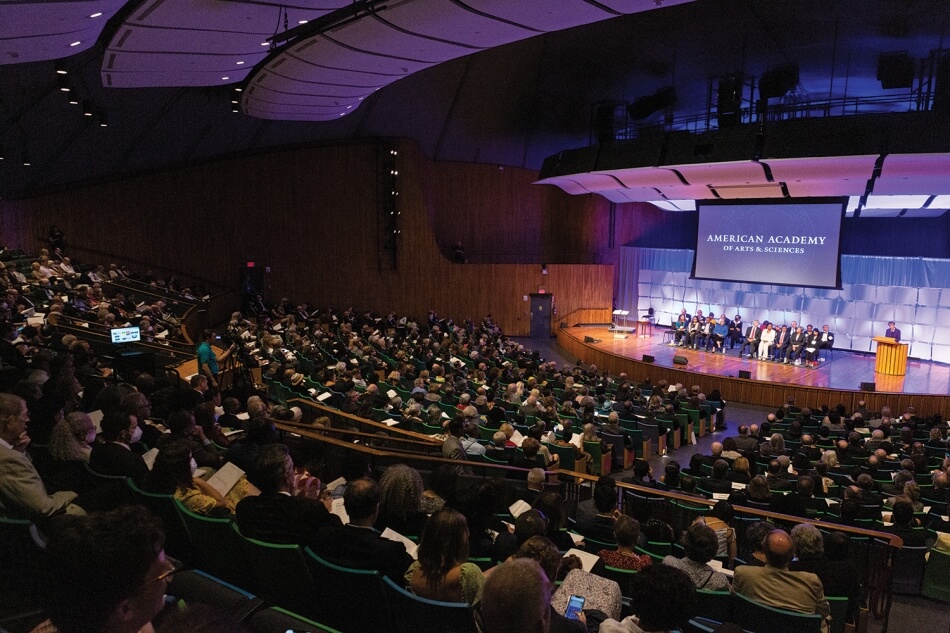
[325,14,479,61]
[669,161,769,186]
[783,179,867,197]
[532,177,594,196]
[873,177,950,195]
[124,0,289,31]
[0,1,123,64]
[383,0,535,48]
[594,167,683,188]
[104,25,269,55]
[461,0,621,30]
[880,152,950,178]
[764,155,878,182]
[104,68,253,88]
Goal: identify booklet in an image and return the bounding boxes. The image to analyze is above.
[142,448,159,471]
[381,528,418,560]
[509,499,532,518]
[382,418,400,427]
[88,409,105,432]
[206,462,246,497]
[509,429,525,447]
[565,548,600,572]
[330,497,349,524]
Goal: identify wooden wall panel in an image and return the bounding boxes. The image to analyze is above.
[0,140,613,336]
[558,327,950,414]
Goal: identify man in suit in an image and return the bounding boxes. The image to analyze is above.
[311,477,413,582]
[816,325,835,357]
[733,530,831,630]
[0,393,82,519]
[884,321,901,342]
[738,320,760,357]
[236,443,341,548]
[772,325,791,362]
[442,416,473,474]
[785,326,807,364]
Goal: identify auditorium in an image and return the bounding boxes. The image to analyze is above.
[1,1,949,632]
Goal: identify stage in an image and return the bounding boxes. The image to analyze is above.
[556,325,950,414]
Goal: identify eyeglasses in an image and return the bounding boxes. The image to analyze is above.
[142,556,182,588]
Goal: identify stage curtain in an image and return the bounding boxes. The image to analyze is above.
[842,255,950,288]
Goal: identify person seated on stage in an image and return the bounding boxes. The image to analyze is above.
[709,316,729,353]
[686,316,703,348]
[738,320,760,357]
[803,325,822,367]
[772,324,791,361]
[694,316,715,350]
[817,324,835,355]
[785,326,807,364]
[728,314,744,349]
[671,313,690,347]
[757,323,776,360]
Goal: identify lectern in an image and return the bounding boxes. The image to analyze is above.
[872,337,908,376]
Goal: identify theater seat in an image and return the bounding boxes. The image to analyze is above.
[245,606,340,633]
[732,592,823,633]
[381,575,476,633]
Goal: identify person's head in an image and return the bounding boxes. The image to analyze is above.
[121,392,152,421]
[48,412,97,462]
[378,464,424,520]
[628,565,696,632]
[416,508,470,589]
[100,410,139,444]
[255,443,295,495]
[167,410,197,436]
[790,523,824,560]
[710,500,734,523]
[613,515,641,549]
[892,500,915,527]
[823,531,851,561]
[763,529,795,569]
[682,522,719,564]
[0,393,29,445]
[478,559,550,633]
[746,520,775,555]
[593,476,618,513]
[712,459,729,480]
[749,475,770,499]
[533,492,565,533]
[732,456,750,475]
[520,436,540,459]
[146,438,196,494]
[514,510,548,544]
[512,535,562,584]
[41,505,168,633]
[527,468,545,489]
[343,477,380,525]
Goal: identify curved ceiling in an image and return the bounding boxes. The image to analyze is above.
[2,0,950,199]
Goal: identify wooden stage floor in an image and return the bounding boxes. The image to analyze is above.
[572,327,950,397]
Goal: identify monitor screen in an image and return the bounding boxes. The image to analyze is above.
[692,198,844,288]
[110,326,141,344]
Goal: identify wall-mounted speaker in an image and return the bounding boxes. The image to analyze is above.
[738,370,751,379]
[860,382,876,392]
[643,354,655,363]
[584,336,596,343]
[672,355,688,366]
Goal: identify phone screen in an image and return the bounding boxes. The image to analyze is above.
[565,594,585,620]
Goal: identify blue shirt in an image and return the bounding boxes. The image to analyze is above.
[196,341,218,375]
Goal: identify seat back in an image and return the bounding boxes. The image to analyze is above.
[598,565,637,598]
[234,524,321,619]
[694,590,732,623]
[174,499,248,589]
[0,516,44,615]
[545,442,575,472]
[921,547,950,603]
[891,545,927,595]
[584,440,607,475]
[166,569,262,622]
[826,596,848,633]
[126,479,193,562]
[305,548,391,633]
[732,592,823,633]
[381,575,476,633]
[245,606,341,633]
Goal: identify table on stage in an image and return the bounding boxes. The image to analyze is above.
[872,337,908,376]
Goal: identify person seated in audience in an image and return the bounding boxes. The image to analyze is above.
[597,515,652,571]
[528,491,574,552]
[575,476,619,542]
[733,529,831,631]
[44,411,98,493]
[36,505,171,633]
[885,500,927,546]
[727,456,753,485]
[405,507,484,606]
[599,564,695,633]
[694,500,737,566]
[144,438,232,516]
[764,459,794,492]
[312,477,414,582]
[89,409,149,485]
[508,536,586,633]
[771,476,819,518]
[554,423,590,474]
[420,463,457,515]
[739,520,776,567]
[702,459,733,494]
[661,522,731,590]
[478,558,551,633]
[374,463,428,537]
[441,416,474,475]
[159,409,224,469]
[234,443,339,548]
[730,425,758,453]
[789,524,858,611]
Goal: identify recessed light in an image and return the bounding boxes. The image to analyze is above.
[261,42,269,46]
[346,105,352,109]
[235,88,242,92]
[69,41,81,47]
[236,61,245,65]
[222,76,230,81]
[298,20,308,24]
[89,12,102,18]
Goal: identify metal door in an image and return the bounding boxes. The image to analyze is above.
[529,294,553,338]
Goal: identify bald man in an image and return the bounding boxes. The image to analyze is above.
[733,530,830,631]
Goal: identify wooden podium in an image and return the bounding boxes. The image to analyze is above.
[873,337,908,376]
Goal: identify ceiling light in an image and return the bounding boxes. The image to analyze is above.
[98,112,108,127]
[22,150,31,167]
[82,100,93,116]
[236,61,245,65]
[221,76,230,81]
[231,99,239,104]
[55,64,67,75]
[261,42,269,46]
[235,88,242,92]
[298,20,308,24]
[69,41,81,47]
[0,145,5,160]
[89,12,102,18]
[68,95,79,105]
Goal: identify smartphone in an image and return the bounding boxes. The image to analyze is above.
[565,594,585,620]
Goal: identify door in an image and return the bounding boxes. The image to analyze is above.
[529,293,553,338]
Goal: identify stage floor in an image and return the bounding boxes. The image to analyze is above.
[573,326,950,396]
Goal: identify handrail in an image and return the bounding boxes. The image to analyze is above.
[285,398,442,444]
